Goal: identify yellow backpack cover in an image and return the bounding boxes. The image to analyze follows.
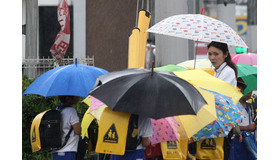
[30,110,50,152]
[196,137,224,160]
[161,141,182,160]
[95,107,130,155]
[161,137,188,160]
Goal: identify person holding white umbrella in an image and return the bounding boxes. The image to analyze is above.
[193,41,239,160]
[208,41,239,160]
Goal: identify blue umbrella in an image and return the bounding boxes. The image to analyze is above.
[23,59,108,97]
[189,89,243,143]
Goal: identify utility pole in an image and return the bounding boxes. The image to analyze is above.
[25,0,38,78]
[217,0,236,55]
[247,0,257,53]
[73,0,86,64]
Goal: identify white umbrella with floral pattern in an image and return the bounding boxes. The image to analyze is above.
[147,14,247,48]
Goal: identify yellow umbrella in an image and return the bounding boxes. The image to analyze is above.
[175,87,217,138]
[81,96,108,138]
[81,96,94,138]
[174,69,242,104]
[177,59,214,69]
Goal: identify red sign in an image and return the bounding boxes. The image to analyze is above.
[50,0,70,65]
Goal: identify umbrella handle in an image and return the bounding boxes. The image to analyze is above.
[151,61,155,73]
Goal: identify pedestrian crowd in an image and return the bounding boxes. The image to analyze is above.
[50,41,257,160]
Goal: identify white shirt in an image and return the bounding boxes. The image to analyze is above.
[214,62,237,87]
[238,104,252,127]
[136,116,153,150]
[55,107,80,153]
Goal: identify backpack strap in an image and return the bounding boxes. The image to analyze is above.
[60,127,73,149]
[56,105,74,150]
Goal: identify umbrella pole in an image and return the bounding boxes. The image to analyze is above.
[151,61,154,74]
[194,8,204,69]
[194,39,198,69]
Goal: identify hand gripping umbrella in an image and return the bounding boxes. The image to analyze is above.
[89,68,207,119]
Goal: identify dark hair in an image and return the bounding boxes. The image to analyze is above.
[207,41,237,79]
[237,81,247,91]
[59,96,74,104]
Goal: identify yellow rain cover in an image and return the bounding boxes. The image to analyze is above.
[30,109,50,152]
[196,137,224,160]
[137,10,151,68]
[128,27,140,68]
[161,141,182,159]
[179,138,189,160]
[174,69,242,104]
[95,107,130,155]
[177,87,216,138]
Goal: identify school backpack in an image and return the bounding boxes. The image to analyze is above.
[30,106,73,152]
[125,114,141,152]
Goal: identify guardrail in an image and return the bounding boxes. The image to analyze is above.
[22,56,95,79]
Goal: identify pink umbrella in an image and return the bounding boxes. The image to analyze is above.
[231,53,257,66]
[150,117,179,145]
[89,96,105,112]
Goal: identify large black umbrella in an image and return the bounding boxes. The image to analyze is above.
[89,68,207,119]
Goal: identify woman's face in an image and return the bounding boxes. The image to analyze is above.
[208,46,228,68]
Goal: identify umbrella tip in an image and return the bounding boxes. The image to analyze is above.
[200,8,204,15]
[75,58,77,66]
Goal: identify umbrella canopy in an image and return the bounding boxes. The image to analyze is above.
[176,87,217,138]
[237,64,257,96]
[177,59,214,69]
[177,59,215,75]
[81,106,95,138]
[189,90,243,143]
[174,69,243,104]
[154,64,189,72]
[23,60,109,97]
[231,53,257,66]
[150,117,179,145]
[147,14,247,47]
[237,64,257,77]
[155,65,217,138]
[84,95,179,145]
[89,68,207,119]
